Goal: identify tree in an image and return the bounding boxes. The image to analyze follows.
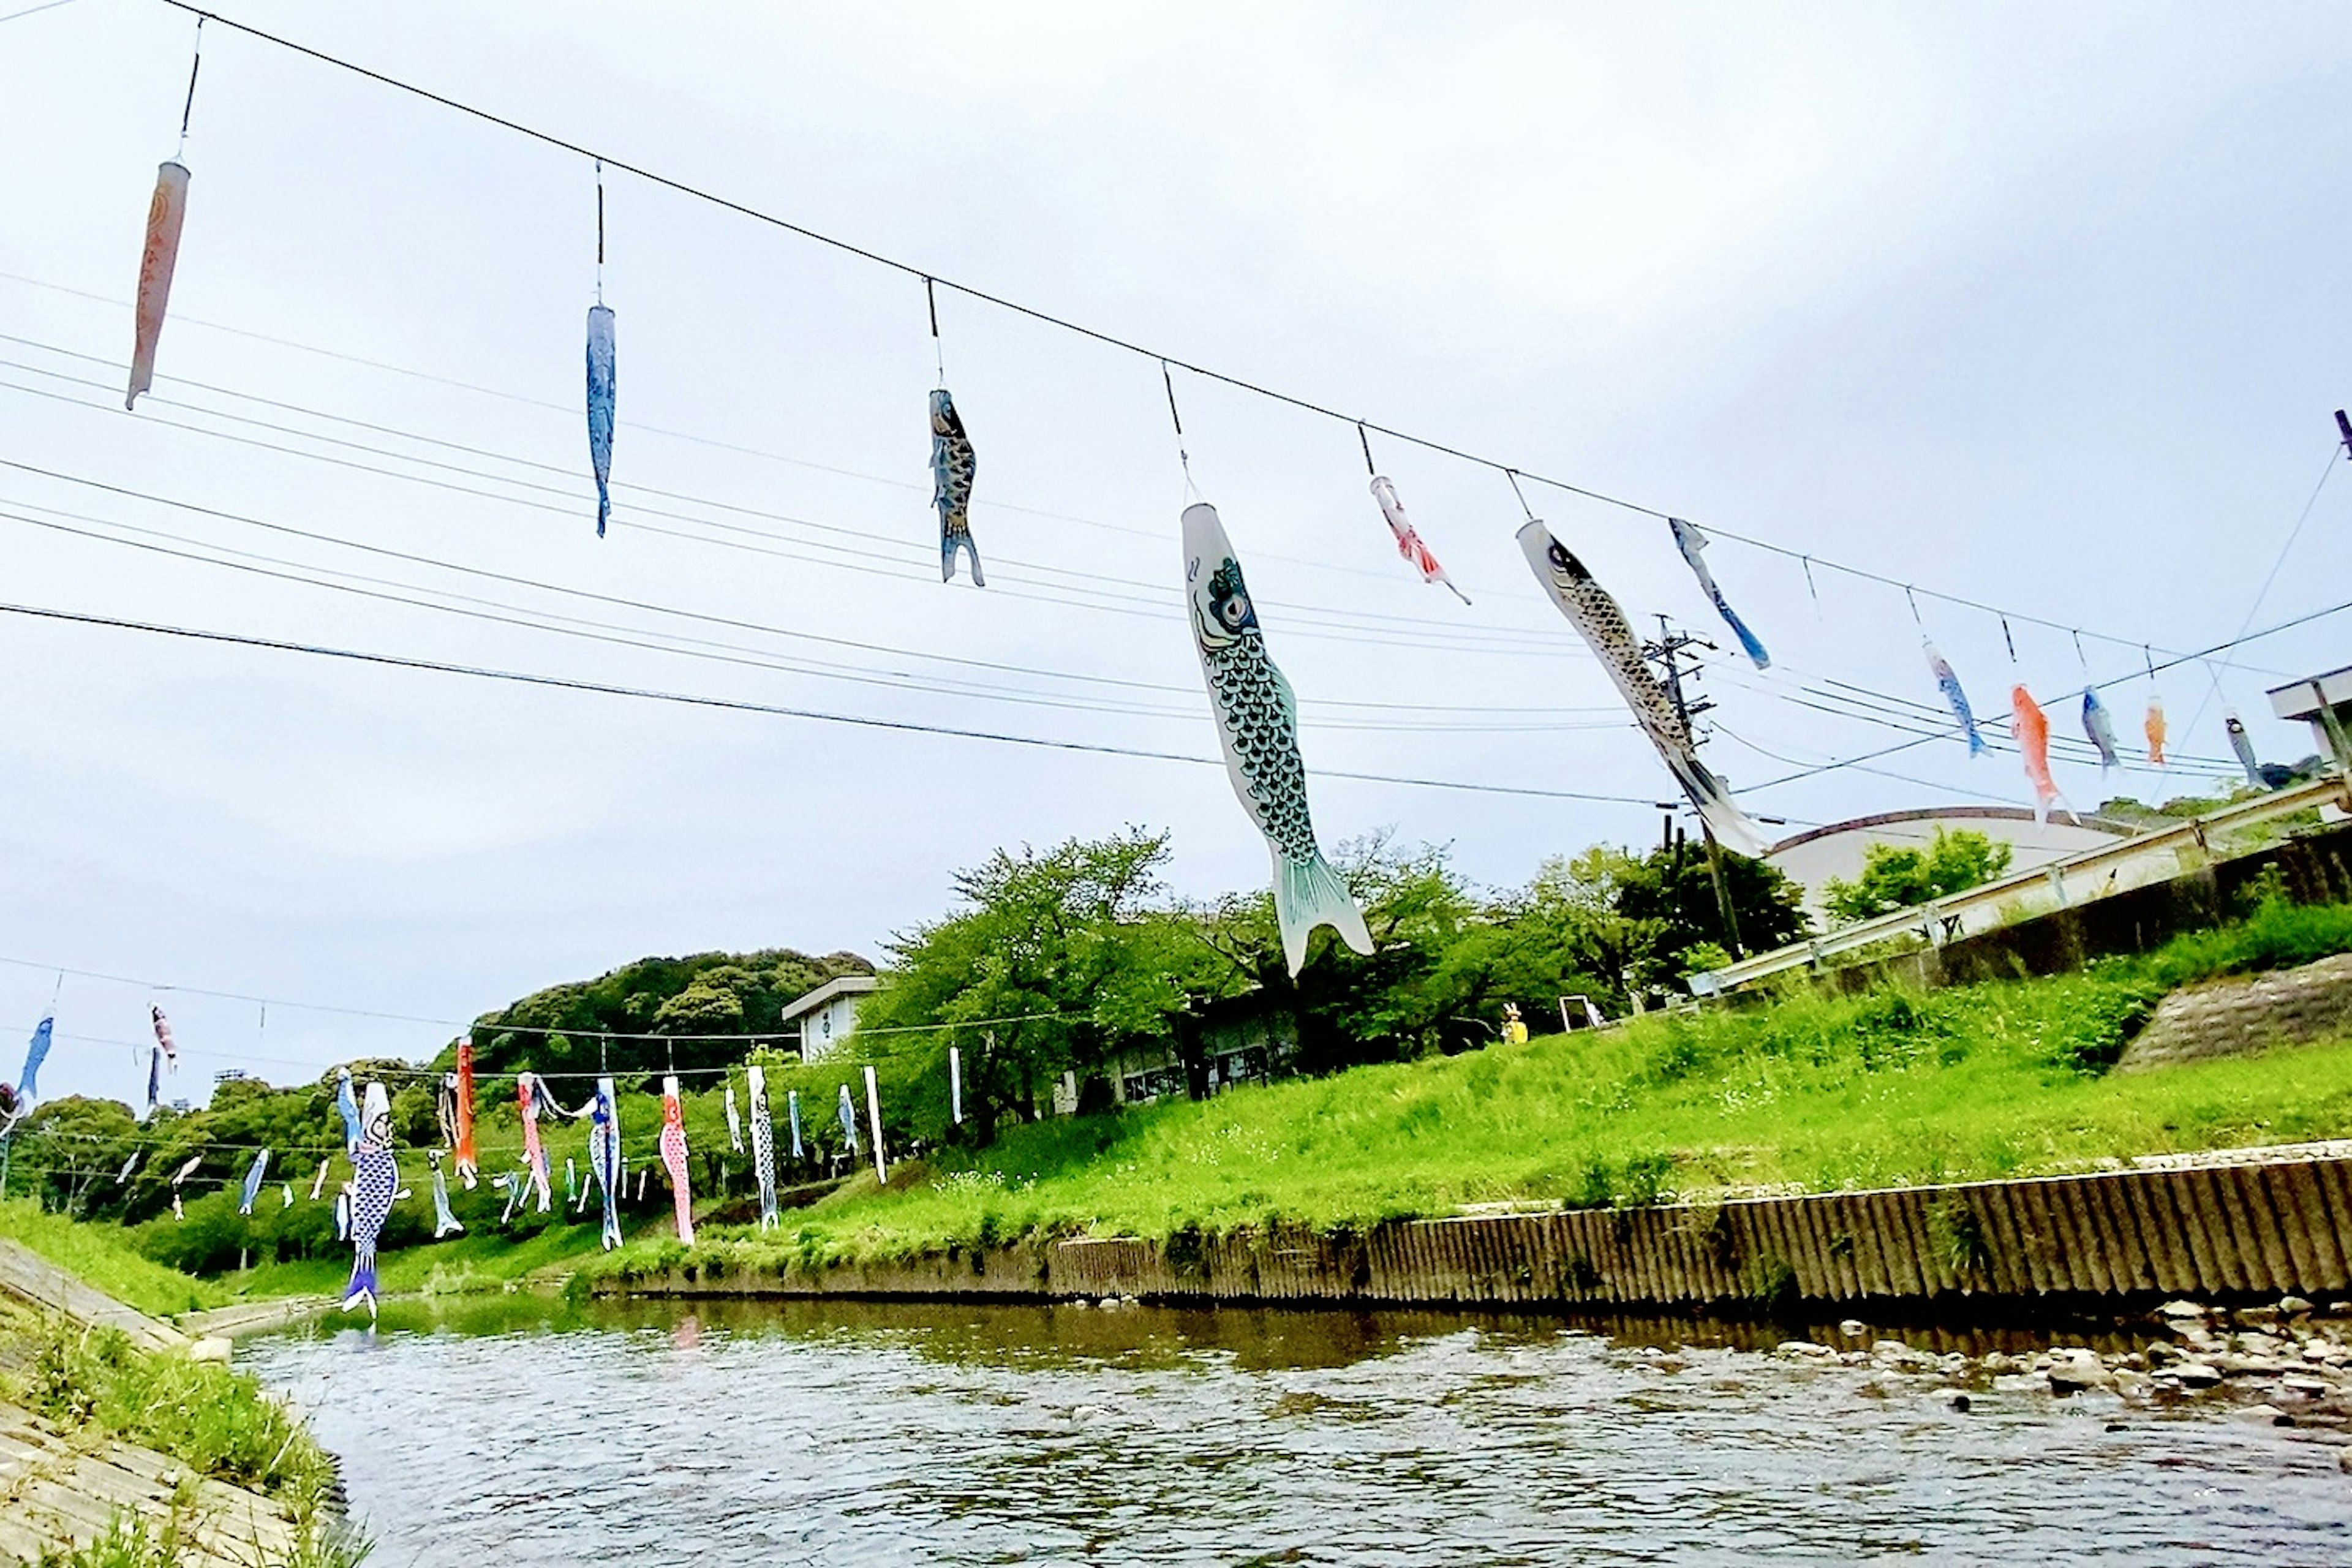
[859,828,1206,1145]
[1820,828,2015,924]
[1613,840,1808,990]
[469,948,874,1079]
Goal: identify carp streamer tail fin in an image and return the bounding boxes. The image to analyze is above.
[1272,850,1374,978]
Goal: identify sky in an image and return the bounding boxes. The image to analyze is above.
[1,1,2347,1107]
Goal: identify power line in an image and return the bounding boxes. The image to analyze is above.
[2184,450,2343,740]
[0,369,1581,663]
[0,596,1666,808]
[132,2,2283,663]
[1725,593,2352,796]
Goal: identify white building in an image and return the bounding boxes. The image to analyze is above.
[781,975,878,1063]
[1765,806,2133,924]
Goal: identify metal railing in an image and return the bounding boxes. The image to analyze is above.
[1689,772,2352,997]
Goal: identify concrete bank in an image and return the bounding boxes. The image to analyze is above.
[0,1241,308,1564]
[601,1150,2352,1317]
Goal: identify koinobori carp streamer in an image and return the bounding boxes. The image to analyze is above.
[1518,520,1769,856]
[1183,501,1374,976]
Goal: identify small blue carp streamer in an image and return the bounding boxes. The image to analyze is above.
[428,1149,465,1238]
[238,1148,270,1215]
[2080,689,2122,771]
[592,1075,622,1251]
[6,1016,51,1127]
[2225,710,2264,787]
[837,1081,859,1156]
[1518,520,1770,856]
[1667,518,1770,670]
[335,1066,363,1153]
[1924,641,1988,757]
[145,1045,161,1115]
[788,1088,803,1161]
[1185,502,1374,975]
[747,1066,779,1231]
[343,1083,399,1320]
[586,304,617,537]
[931,388,984,585]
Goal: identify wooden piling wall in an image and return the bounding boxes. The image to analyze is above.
[605,1154,2352,1314]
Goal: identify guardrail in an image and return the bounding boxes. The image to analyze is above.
[1689,772,2352,997]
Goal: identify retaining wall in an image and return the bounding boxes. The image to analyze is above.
[1819,821,2352,996]
[2119,953,2352,1071]
[603,1152,2352,1316]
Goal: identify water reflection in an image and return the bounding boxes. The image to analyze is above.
[247,1297,2352,1566]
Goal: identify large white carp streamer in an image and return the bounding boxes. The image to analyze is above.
[747,1065,779,1230]
[126,160,190,409]
[1183,502,1373,976]
[428,1149,464,1238]
[1517,521,1768,856]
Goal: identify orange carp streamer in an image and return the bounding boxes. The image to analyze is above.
[453,1037,478,1189]
[2146,693,2168,767]
[127,161,190,410]
[2011,685,2066,822]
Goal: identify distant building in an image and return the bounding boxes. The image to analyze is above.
[1766,806,2135,924]
[2268,665,2352,777]
[211,1068,251,1087]
[782,975,879,1063]
[1109,990,1297,1106]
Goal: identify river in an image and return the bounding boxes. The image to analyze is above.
[242,1296,2351,1566]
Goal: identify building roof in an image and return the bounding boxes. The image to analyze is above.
[2268,665,2352,722]
[1765,804,2135,858]
[778,974,879,1025]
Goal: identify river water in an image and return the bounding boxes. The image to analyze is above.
[243,1297,2352,1566]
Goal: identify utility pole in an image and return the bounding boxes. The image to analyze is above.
[1645,617,1743,959]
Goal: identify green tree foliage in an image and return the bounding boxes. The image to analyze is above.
[1820,827,2016,924]
[858,827,1209,1145]
[1612,839,1809,986]
[469,948,875,1079]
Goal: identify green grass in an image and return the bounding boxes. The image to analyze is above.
[593,897,2352,1278]
[0,1199,225,1317]
[224,1221,608,1302]
[1,1299,368,1567]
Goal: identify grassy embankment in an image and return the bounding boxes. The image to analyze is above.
[594,893,2352,1278]
[0,1198,225,1317]
[0,1284,363,1565]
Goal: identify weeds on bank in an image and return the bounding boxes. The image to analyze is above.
[0,1200,224,1317]
[584,894,2352,1281]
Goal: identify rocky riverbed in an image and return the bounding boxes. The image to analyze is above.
[1777,1295,2352,1457]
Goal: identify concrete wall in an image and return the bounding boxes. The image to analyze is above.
[2119,953,2352,1071]
[603,1152,2352,1316]
[1814,820,2352,997]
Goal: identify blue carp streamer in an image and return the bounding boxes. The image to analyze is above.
[1667,518,1769,670]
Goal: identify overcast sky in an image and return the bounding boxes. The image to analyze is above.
[2,1,2346,1106]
